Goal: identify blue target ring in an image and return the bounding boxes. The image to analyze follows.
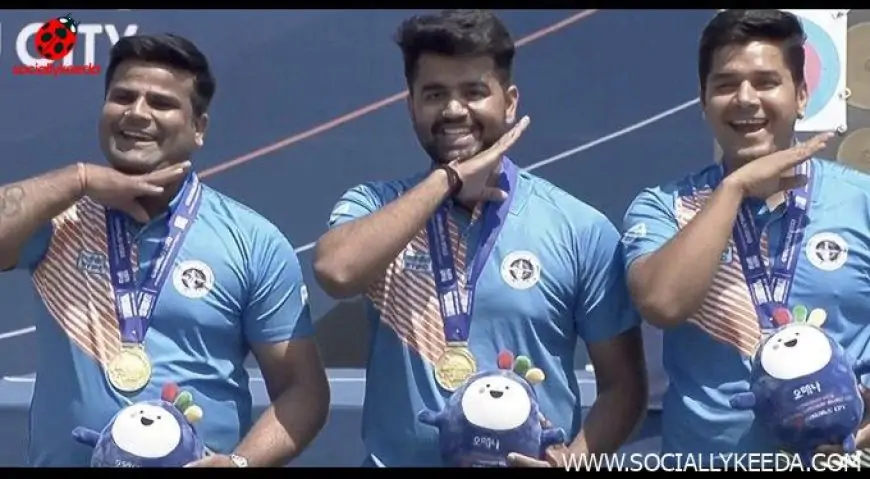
[798,14,841,121]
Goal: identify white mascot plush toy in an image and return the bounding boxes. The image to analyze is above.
[418,350,566,467]
[72,383,206,467]
[729,306,870,463]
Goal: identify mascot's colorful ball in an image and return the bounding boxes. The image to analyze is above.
[418,350,566,467]
[72,383,206,467]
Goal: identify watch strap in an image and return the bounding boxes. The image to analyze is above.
[436,164,463,197]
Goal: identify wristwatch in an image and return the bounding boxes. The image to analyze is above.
[229,453,249,468]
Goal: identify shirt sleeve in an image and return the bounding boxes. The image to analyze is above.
[621,188,679,271]
[327,183,386,229]
[242,227,313,344]
[574,211,642,344]
[12,223,53,271]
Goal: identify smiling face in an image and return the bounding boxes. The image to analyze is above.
[407,53,518,165]
[99,60,208,175]
[460,374,532,431]
[110,404,182,459]
[702,40,807,168]
[759,324,832,380]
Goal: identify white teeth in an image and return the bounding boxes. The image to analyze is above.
[120,131,153,141]
[732,120,766,126]
[442,128,472,135]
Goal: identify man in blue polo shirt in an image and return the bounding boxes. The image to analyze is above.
[313,10,646,468]
[621,9,870,462]
[0,33,329,467]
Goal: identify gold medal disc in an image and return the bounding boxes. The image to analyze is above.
[434,346,477,392]
[106,345,152,393]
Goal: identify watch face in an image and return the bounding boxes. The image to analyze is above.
[231,455,248,467]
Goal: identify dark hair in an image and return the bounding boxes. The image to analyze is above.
[394,9,515,86]
[698,10,806,94]
[104,33,216,116]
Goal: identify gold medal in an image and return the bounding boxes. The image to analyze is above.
[106,344,152,393]
[434,345,477,392]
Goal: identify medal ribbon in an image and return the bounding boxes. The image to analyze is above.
[106,173,203,345]
[426,157,518,343]
[725,162,812,330]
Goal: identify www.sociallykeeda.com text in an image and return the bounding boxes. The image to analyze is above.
[559,452,865,472]
[12,64,101,76]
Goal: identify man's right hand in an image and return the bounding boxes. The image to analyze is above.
[451,115,530,204]
[723,132,833,200]
[81,162,192,222]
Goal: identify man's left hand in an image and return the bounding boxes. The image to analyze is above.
[184,454,237,468]
[507,415,572,468]
[507,444,570,468]
[815,386,870,457]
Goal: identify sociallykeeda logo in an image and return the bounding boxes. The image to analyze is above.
[11,13,100,77]
[13,63,100,76]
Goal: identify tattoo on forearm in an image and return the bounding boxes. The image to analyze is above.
[0,186,26,224]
